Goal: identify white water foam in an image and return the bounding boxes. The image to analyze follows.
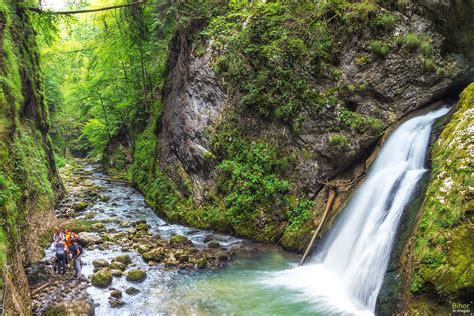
[261,107,450,315]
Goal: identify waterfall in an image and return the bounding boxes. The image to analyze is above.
[261,107,450,315]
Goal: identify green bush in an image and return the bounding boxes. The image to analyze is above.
[369,40,389,57]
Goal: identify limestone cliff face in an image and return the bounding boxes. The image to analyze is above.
[0,1,62,314]
[156,20,226,204]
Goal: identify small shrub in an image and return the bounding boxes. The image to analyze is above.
[371,13,396,32]
[329,134,349,146]
[422,58,435,72]
[369,40,389,57]
[420,40,432,57]
[403,32,420,50]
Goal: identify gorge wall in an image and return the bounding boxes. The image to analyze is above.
[115,0,473,250]
[0,0,62,313]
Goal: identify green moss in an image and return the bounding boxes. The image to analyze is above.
[410,83,474,301]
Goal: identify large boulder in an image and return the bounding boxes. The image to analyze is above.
[126,269,146,282]
[91,270,113,288]
[78,232,102,247]
[112,254,132,265]
[169,235,192,246]
[92,259,110,269]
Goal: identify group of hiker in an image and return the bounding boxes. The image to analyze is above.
[52,226,83,278]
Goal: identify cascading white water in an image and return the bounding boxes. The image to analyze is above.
[262,107,450,315]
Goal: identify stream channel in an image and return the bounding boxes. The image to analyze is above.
[44,163,317,316]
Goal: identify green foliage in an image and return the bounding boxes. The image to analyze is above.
[218,143,289,225]
[369,40,389,57]
[402,32,420,50]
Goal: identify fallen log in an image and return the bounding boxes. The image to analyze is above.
[30,280,56,296]
[26,0,146,15]
[299,189,336,266]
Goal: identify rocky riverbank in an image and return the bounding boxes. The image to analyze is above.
[28,161,248,313]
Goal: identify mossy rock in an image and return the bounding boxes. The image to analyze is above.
[91,270,113,288]
[196,258,207,269]
[142,248,165,262]
[169,234,192,246]
[126,269,146,282]
[92,259,110,269]
[110,289,122,299]
[90,223,106,232]
[125,287,140,295]
[113,254,132,265]
[110,261,126,271]
[135,223,150,231]
[72,201,89,211]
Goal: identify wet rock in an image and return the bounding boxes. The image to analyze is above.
[44,300,94,315]
[207,241,220,249]
[113,254,132,265]
[125,287,140,295]
[92,259,110,269]
[111,269,123,277]
[142,248,165,262]
[26,262,52,286]
[135,223,150,231]
[170,234,192,246]
[110,261,126,271]
[109,297,125,308]
[90,223,106,232]
[91,270,113,288]
[72,201,89,211]
[126,269,146,282]
[203,235,213,243]
[120,221,131,228]
[78,232,102,247]
[218,253,228,261]
[99,195,110,202]
[110,289,122,299]
[196,258,207,269]
[137,244,151,254]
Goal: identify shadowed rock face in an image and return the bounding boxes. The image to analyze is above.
[415,0,474,67]
[156,21,226,203]
[155,10,472,203]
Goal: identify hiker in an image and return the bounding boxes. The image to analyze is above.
[64,228,78,267]
[70,239,83,278]
[53,226,65,246]
[55,238,67,274]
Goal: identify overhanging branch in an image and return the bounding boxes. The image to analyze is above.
[26,0,146,15]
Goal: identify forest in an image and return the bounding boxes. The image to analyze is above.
[0,0,472,315]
